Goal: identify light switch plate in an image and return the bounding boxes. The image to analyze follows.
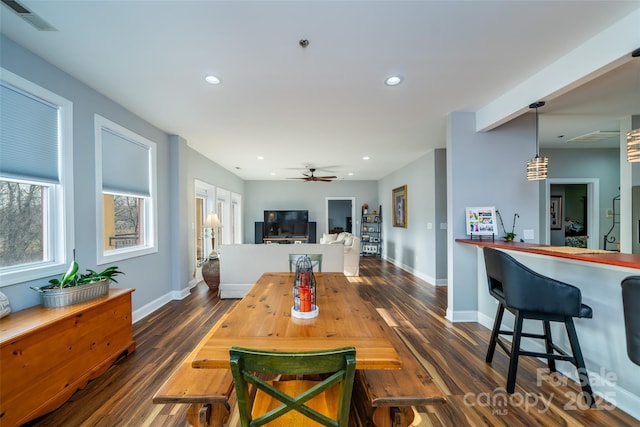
[523,229,534,240]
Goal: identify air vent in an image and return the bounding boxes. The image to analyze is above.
[566,131,620,143]
[1,0,57,31]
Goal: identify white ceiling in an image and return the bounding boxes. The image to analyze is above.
[1,0,639,180]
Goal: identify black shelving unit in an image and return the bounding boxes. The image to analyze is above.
[360,205,382,257]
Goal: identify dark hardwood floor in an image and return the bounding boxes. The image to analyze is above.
[26,257,637,426]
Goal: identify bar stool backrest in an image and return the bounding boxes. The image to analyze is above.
[622,276,640,366]
[483,247,506,301]
[486,248,582,317]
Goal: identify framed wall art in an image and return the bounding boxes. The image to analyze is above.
[465,206,497,236]
[392,185,407,227]
[550,195,563,230]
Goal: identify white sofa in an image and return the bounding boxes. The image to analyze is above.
[218,243,344,299]
[319,232,360,277]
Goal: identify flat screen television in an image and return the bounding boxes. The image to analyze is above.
[264,210,309,238]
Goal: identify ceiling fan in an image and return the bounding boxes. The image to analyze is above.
[287,168,337,182]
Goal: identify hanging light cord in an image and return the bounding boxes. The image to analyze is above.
[530,101,545,157]
[526,101,548,181]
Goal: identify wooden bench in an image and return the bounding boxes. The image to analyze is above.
[351,307,447,427]
[152,309,235,427]
[153,358,234,427]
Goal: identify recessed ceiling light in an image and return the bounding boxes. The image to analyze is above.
[384,76,403,86]
[362,156,370,160]
[257,156,264,160]
[348,172,354,176]
[270,172,276,176]
[205,74,221,85]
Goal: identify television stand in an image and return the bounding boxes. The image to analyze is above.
[263,237,308,244]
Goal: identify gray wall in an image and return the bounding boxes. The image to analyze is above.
[243,181,377,243]
[541,148,620,249]
[1,35,173,311]
[434,149,448,282]
[379,149,447,285]
[186,146,245,281]
[447,112,540,319]
[0,35,242,313]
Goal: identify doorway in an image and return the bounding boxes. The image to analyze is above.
[325,197,355,234]
[194,179,216,268]
[550,184,588,247]
[544,179,599,249]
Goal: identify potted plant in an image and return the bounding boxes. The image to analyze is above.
[496,210,519,242]
[31,261,124,308]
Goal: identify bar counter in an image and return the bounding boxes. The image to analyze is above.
[456,238,640,269]
[456,238,640,420]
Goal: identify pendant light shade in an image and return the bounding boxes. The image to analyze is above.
[628,129,640,162]
[526,156,549,180]
[526,101,548,181]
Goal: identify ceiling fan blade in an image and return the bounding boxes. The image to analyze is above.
[316,175,337,179]
[316,178,334,182]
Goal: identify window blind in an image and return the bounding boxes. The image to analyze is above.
[101,127,150,197]
[0,82,60,183]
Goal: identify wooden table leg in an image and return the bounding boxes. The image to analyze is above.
[372,406,415,427]
[186,402,230,427]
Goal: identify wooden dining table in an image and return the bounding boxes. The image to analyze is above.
[191,272,402,370]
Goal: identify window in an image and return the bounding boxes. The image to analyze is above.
[95,115,157,264]
[0,68,74,285]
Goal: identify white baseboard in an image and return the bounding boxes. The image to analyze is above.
[445,308,477,323]
[132,287,190,323]
[188,278,200,289]
[219,283,252,299]
[477,311,494,329]
[382,255,443,287]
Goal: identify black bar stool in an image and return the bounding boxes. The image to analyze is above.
[483,247,595,406]
[622,276,640,366]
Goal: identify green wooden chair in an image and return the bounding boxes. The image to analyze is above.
[288,254,323,273]
[229,346,356,427]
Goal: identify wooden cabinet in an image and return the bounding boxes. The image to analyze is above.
[361,205,382,257]
[0,288,135,426]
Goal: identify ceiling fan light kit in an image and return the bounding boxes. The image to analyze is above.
[287,168,337,182]
[526,101,548,181]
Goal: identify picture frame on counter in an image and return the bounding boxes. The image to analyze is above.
[465,206,496,236]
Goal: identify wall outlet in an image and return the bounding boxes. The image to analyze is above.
[427,222,433,230]
[606,208,614,218]
[440,223,448,229]
[523,229,534,240]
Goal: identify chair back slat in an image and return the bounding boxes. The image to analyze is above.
[230,346,356,427]
[289,254,323,272]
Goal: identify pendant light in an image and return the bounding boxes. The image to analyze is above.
[526,101,548,180]
[628,128,640,162]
